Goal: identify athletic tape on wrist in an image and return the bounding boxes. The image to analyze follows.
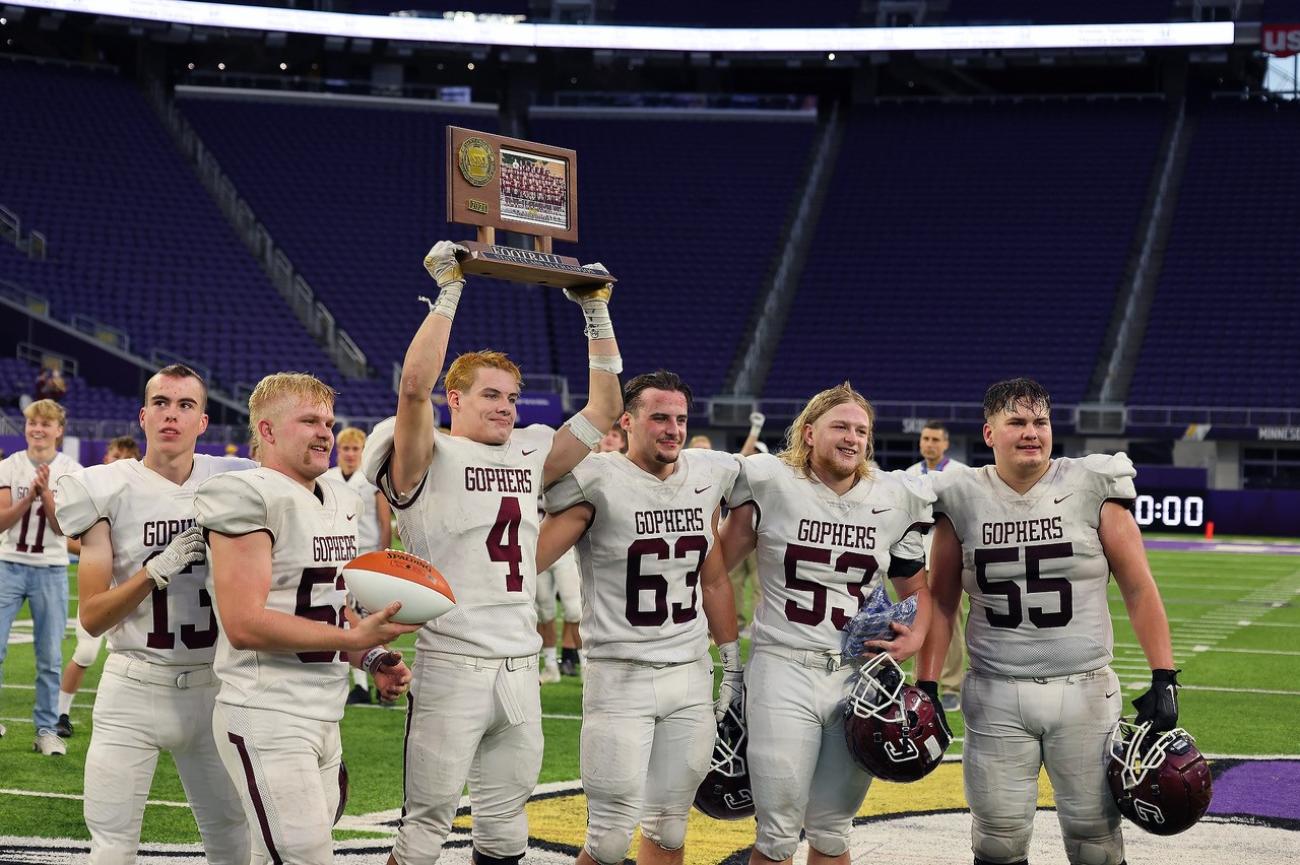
[566,412,605,450]
[589,354,623,375]
[417,280,462,320]
[360,647,389,675]
[719,640,742,672]
[579,298,616,341]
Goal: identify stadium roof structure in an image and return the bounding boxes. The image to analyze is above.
[6,1,1236,54]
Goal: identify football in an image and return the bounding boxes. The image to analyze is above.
[343,550,456,625]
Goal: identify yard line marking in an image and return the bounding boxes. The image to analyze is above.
[1120,683,1300,697]
[1,684,97,694]
[0,788,192,808]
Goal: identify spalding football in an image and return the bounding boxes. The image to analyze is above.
[343,550,456,625]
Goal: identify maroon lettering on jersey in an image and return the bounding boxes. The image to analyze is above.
[795,518,876,550]
[142,518,197,548]
[312,535,359,563]
[980,517,1065,546]
[633,508,706,537]
[463,466,534,494]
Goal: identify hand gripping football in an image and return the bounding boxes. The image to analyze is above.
[343,551,456,625]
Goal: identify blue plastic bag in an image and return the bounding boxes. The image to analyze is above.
[840,582,917,661]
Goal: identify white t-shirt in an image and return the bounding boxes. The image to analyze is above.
[195,468,362,723]
[56,455,256,665]
[0,451,82,567]
[544,449,742,663]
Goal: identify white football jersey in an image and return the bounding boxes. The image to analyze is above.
[322,466,384,553]
[933,453,1137,678]
[0,451,82,567]
[545,449,742,663]
[728,454,935,653]
[363,418,555,658]
[55,455,256,665]
[195,468,362,723]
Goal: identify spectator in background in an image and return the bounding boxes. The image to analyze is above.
[104,437,140,463]
[35,366,68,403]
[687,434,713,450]
[906,420,968,711]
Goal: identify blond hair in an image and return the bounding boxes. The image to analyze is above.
[336,427,367,448]
[779,382,875,480]
[23,399,66,427]
[444,350,522,394]
[247,372,337,440]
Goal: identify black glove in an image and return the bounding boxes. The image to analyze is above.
[1133,668,1180,733]
[917,680,954,743]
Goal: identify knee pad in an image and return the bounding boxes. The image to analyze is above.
[73,631,103,667]
[1063,834,1125,865]
[640,810,688,853]
[585,826,635,865]
[806,833,850,859]
[972,817,1033,865]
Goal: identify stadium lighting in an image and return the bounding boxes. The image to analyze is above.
[217,61,225,70]
[0,17,7,25]
[279,61,287,70]
[467,61,475,70]
[186,61,194,69]
[2,1,1236,54]
[827,52,835,60]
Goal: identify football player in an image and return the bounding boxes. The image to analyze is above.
[55,366,251,862]
[916,377,1177,865]
[535,534,581,684]
[361,241,623,865]
[196,372,417,865]
[324,426,393,704]
[717,383,935,865]
[538,370,743,865]
[0,398,81,754]
[56,435,141,738]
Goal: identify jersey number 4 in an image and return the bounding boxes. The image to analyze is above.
[486,496,525,592]
[974,542,1075,629]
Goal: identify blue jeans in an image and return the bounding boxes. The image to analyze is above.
[0,559,69,735]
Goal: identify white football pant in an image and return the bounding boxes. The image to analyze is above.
[84,656,249,865]
[534,554,581,625]
[745,648,873,861]
[212,701,343,865]
[393,652,544,865]
[580,656,715,865]
[962,667,1124,865]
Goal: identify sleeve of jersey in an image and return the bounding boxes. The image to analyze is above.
[726,453,771,509]
[1082,452,1138,505]
[194,473,272,540]
[53,470,110,539]
[522,424,558,459]
[544,465,590,514]
[361,416,428,509]
[0,458,11,491]
[888,472,936,570]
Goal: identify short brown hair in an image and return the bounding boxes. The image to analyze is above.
[922,420,949,437]
[107,436,141,459]
[983,378,1052,421]
[444,350,522,394]
[147,364,208,410]
[624,370,693,415]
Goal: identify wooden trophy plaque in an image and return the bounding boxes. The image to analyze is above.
[445,126,615,288]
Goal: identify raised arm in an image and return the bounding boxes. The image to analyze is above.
[391,241,465,498]
[738,412,766,457]
[544,269,624,486]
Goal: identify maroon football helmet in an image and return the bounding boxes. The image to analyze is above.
[694,699,755,820]
[842,653,951,783]
[1107,721,1213,835]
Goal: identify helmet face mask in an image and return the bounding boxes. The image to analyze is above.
[1106,720,1213,836]
[694,696,756,820]
[842,654,950,783]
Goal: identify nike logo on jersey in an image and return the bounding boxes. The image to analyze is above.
[522,449,538,456]
[1105,690,1118,699]
[871,508,891,514]
[694,486,712,494]
[1054,494,1074,504]
[346,514,356,521]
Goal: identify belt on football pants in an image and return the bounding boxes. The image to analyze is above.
[422,651,537,672]
[968,666,1108,685]
[104,653,216,689]
[756,645,846,673]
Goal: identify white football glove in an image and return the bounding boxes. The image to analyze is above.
[748,411,766,437]
[564,263,615,340]
[145,526,206,589]
[715,640,744,722]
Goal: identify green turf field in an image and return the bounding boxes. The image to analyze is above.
[1,545,1297,853]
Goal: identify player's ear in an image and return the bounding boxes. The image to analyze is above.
[982,422,995,448]
[446,389,462,411]
[803,423,815,447]
[197,413,209,436]
[618,411,631,432]
[138,406,146,431]
[258,417,274,445]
